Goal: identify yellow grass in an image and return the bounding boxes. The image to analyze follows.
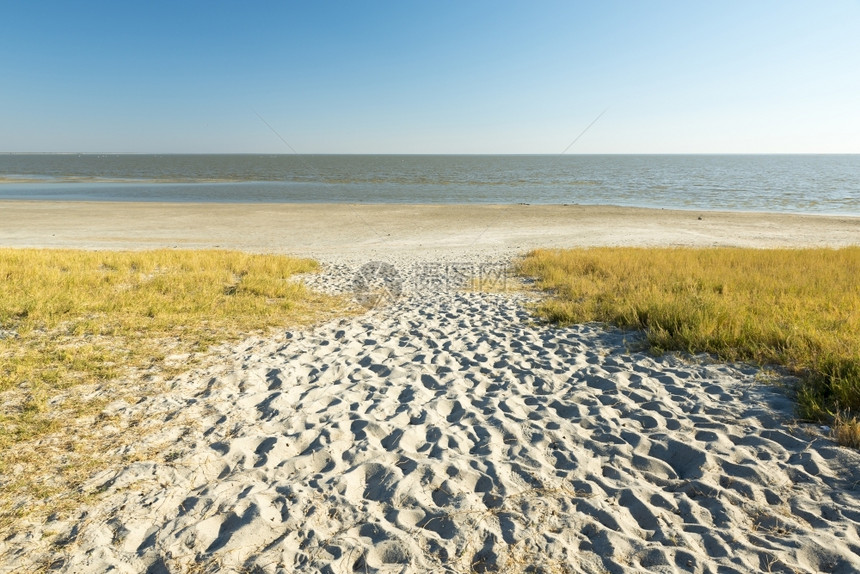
[516,247,860,440]
[832,412,860,449]
[0,248,350,529]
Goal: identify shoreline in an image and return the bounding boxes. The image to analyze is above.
[3,194,860,219]
[1,201,858,258]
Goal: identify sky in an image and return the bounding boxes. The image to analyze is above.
[2,1,859,154]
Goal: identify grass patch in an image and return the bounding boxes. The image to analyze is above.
[516,247,860,438]
[0,248,351,531]
[832,412,860,449]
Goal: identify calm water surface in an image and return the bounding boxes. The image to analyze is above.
[1,154,858,215]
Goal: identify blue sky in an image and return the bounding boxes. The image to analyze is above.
[2,1,858,153]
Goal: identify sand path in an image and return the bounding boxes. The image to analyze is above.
[1,256,855,573]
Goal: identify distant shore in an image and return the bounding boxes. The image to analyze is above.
[1,201,858,257]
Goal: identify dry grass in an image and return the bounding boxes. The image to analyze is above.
[516,247,860,443]
[832,411,860,449]
[0,248,351,533]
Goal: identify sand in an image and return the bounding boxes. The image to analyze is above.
[2,201,860,257]
[2,202,860,573]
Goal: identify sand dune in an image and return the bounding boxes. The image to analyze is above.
[5,255,859,573]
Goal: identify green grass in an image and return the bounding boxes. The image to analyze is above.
[0,248,351,529]
[516,247,860,434]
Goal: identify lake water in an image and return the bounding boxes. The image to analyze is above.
[1,154,859,215]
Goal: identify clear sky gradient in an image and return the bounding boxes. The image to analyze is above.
[2,1,858,154]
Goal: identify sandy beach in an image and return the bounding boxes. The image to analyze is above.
[2,202,860,573]
[3,201,860,256]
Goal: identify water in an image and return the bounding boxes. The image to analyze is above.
[1,154,859,214]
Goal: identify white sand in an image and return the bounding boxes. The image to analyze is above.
[2,204,860,572]
[3,202,860,257]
